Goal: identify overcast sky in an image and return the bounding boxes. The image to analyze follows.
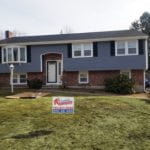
[0,0,149,36]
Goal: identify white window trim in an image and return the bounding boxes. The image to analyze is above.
[72,43,93,58]
[78,71,89,84]
[12,73,27,85]
[115,40,138,56]
[2,46,27,64]
[120,70,131,79]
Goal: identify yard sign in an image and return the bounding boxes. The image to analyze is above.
[52,97,74,113]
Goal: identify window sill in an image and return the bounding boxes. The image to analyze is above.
[72,56,93,58]
[2,61,27,64]
[78,82,89,84]
[12,83,27,85]
[116,54,138,56]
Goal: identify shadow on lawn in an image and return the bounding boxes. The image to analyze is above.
[141,99,150,104]
[11,130,54,139]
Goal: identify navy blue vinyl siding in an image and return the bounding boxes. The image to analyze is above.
[65,41,146,71]
[0,41,146,73]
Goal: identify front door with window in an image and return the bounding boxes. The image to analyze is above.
[47,61,57,83]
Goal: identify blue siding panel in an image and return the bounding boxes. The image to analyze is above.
[0,42,146,73]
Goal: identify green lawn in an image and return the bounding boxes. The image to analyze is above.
[0,90,150,150]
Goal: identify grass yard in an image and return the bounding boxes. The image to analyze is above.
[0,90,150,150]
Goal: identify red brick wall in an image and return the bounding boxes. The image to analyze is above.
[63,71,78,86]
[131,70,144,85]
[0,70,144,88]
[89,71,120,86]
[43,53,61,61]
[63,71,120,86]
[27,72,44,83]
[63,70,144,87]
[0,73,10,86]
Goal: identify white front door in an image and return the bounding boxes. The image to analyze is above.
[47,61,57,83]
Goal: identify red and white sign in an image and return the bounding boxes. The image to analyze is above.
[52,97,74,113]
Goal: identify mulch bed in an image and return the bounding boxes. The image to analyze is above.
[6,92,49,99]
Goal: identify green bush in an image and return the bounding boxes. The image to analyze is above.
[104,74,134,94]
[27,79,43,89]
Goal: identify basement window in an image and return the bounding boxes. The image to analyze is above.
[13,74,27,85]
[79,72,89,84]
[120,70,131,79]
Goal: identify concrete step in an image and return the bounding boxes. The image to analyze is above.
[42,85,61,89]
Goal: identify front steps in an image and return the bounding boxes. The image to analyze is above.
[42,85,61,89]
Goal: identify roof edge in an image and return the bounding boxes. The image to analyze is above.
[0,35,148,46]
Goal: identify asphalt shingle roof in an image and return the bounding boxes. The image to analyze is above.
[0,30,147,44]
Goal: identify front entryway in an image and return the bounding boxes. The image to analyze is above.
[46,60,62,84]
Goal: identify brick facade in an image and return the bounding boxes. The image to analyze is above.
[89,71,120,86]
[63,71,79,86]
[43,53,61,61]
[0,73,10,87]
[0,69,145,91]
[131,70,144,85]
[27,72,44,82]
[63,70,144,91]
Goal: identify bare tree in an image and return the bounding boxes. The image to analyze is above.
[0,30,26,39]
[130,12,150,69]
[12,30,26,37]
[0,30,5,39]
[60,25,73,34]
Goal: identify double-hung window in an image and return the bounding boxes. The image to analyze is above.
[2,46,27,63]
[73,44,82,57]
[116,40,138,56]
[116,41,126,55]
[72,43,93,58]
[13,74,27,85]
[128,40,138,55]
[79,72,89,84]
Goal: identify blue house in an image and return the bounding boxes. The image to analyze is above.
[0,30,148,91]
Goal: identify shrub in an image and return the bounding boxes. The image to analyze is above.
[104,74,134,94]
[27,79,43,89]
[59,74,67,89]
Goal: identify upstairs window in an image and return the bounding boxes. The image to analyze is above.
[84,43,92,56]
[128,40,137,54]
[116,40,138,56]
[2,46,27,63]
[72,43,93,58]
[73,44,82,57]
[116,41,125,55]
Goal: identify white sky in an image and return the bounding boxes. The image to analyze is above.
[0,0,149,35]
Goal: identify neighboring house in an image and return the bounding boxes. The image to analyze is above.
[0,30,148,92]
